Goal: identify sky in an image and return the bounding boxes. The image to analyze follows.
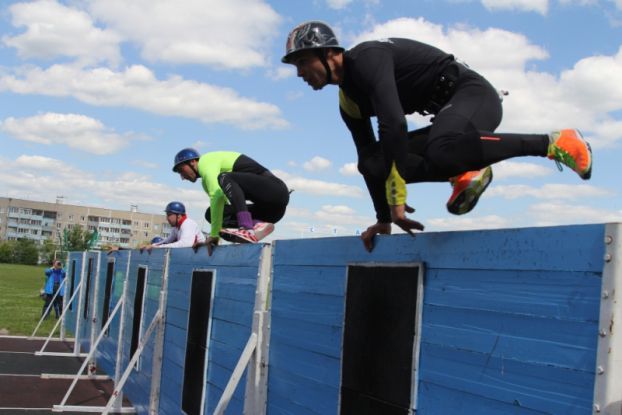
[0,0,621,242]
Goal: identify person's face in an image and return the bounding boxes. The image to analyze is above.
[53,261,61,269]
[177,162,198,182]
[291,51,328,90]
[166,212,179,226]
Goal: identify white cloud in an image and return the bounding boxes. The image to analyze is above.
[339,162,359,176]
[269,66,295,80]
[326,0,354,9]
[0,65,287,130]
[3,0,122,67]
[486,183,613,200]
[303,156,332,171]
[0,113,138,155]
[351,17,549,73]
[353,18,622,147]
[529,202,622,225]
[274,170,364,197]
[492,160,553,180]
[481,0,549,15]
[427,214,512,231]
[88,0,280,69]
[0,154,207,216]
[132,160,158,169]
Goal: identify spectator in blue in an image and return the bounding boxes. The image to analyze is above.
[42,260,65,319]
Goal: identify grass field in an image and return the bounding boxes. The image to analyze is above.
[0,263,62,336]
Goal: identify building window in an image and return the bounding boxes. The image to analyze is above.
[143,222,150,229]
[80,216,85,221]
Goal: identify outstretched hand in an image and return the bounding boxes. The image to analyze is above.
[139,244,154,254]
[360,222,391,253]
[390,203,424,236]
[193,237,219,256]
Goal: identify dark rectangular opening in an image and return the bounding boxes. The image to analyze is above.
[69,259,76,311]
[182,270,214,415]
[130,266,147,361]
[82,258,93,320]
[340,265,421,415]
[101,260,115,333]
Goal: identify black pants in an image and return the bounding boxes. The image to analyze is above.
[42,285,63,318]
[205,155,290,228]
[385,63,550,182]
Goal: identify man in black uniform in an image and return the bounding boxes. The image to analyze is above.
[282,21,593,251]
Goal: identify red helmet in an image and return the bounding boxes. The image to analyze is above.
[282,21,343,64]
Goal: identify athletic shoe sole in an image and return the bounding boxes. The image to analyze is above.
[447,167,493,215]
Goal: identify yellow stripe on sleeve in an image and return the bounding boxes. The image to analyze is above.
[386,162,407,205]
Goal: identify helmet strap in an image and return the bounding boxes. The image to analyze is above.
[317,49,333,84]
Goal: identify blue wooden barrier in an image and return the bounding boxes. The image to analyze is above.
[159,243,264,415]
[267,224,605,415]
[61,223,615,414]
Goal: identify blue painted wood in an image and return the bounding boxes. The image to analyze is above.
[422,304,598,371]
[425,268,601,318]
[269,316,343,358]
[63,252,83,336]
[272,224,605,272]
[168,243,264,266]
[417,382,549,415]
[271,265,347,297]
[268,341,341,387]
[266,223,606,414]
[270,290,345,327]
[268,365,341,415]
[419,343,595,414]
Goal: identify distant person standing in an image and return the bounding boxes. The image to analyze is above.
[42,260,65,319]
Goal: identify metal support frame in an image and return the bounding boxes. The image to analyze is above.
[592,223,622,414]
[60,251,70,341]
[30,278,67,338]
[87,250,102,374]
[149,249,170,414]
[53,280,132,413]
[35,277,87,357]
[102,308,163,414]
[73,251,88,355]
[215,244,274,415]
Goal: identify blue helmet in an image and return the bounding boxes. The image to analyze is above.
[164,201,186,215]
[172,148,200,172]
[151,236,164,244]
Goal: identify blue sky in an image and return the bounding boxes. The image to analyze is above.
[0,0,621,242]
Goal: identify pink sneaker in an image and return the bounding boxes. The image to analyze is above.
[253,222,274,241]
[220,228,258,243]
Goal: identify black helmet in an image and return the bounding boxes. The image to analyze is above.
[164,201,186,215]
[172,148,200,172]
[282,21,344,64]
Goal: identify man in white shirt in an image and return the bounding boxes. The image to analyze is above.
[141,201,206,251]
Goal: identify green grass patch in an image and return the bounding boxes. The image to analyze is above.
[0,263,63,336]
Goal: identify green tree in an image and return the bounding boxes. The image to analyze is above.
[0,240,16,263]
[14,238,39,265]
[39,238,58,265]
[65,226,96,251]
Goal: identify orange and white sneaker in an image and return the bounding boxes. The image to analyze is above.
[446,166,493,215]
[548,129,592,179]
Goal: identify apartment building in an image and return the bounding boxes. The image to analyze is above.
[0,197,172,249]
